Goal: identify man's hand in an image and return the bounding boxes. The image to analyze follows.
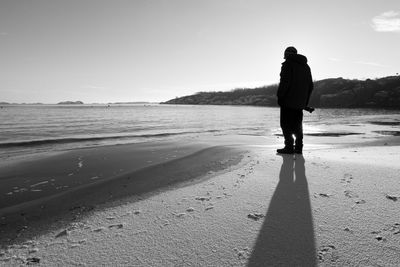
[304,107,315,113]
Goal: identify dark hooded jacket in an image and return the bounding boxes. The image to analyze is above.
[277,54,313,109]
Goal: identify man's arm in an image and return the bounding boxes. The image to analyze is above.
[305,66,313,106]
[277,62,291,106]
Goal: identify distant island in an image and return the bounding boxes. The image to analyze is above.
[161,76,400,109]
[0,102,45,105]
[0,101,157,105]
[57,101,84,105]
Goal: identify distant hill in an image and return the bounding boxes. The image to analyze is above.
[0,102,10,105]
[161,76,400,109]
[109,102,152,104]
[57,101,84,105]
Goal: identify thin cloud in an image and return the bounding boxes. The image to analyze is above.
[328,57,342,62]
[353,61,387,67]
[81,85,106,90]
[330,58,387,68]
[371,11,400,32]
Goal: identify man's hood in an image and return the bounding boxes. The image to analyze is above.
[286,54,308,65]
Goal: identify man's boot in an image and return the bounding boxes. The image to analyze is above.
[294,144,303,154]
[277,145,294,154]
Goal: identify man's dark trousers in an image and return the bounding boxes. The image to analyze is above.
[280,107,303,149]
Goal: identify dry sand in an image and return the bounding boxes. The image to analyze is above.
[1,131,400,266]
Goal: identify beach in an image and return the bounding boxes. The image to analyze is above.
[1,123,400,266]
[2,0,400,265]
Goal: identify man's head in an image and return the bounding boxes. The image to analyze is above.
[284,46,297,59]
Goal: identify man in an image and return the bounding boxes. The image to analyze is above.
[277,46,313,154]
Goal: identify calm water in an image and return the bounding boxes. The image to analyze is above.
[1,104,399,159]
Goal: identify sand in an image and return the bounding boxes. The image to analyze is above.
[1,131,400,266]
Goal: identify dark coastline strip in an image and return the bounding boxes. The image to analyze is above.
[0,130,221,148]
[274,132,363,137]
[368,121,400,126]
[304,132,363,137]
[373,131,400,136]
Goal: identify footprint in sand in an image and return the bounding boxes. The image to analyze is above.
[173,212,186,218]
[317,245,338,263]
[344,227,353,233]
[371,223,400,241]
[385,194,398,201]
[344,190,358,198]
[195,196,211,201]
[108,223,123,229]
[247,213,264,221]
[26,257,41,264]
[205,205,214,211]
[234,247,251,260]
[341,173,353,184]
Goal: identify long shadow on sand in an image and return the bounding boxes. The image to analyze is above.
[248,154,316,266]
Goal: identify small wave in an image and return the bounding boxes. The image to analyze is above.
[0,130,221,148]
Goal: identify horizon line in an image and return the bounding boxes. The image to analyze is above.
[1,75,399,105]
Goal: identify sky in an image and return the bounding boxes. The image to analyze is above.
[0,0,399,103]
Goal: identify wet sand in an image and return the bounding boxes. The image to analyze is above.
[0,140,247,223]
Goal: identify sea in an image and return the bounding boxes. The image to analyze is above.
[1,104,400,160]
